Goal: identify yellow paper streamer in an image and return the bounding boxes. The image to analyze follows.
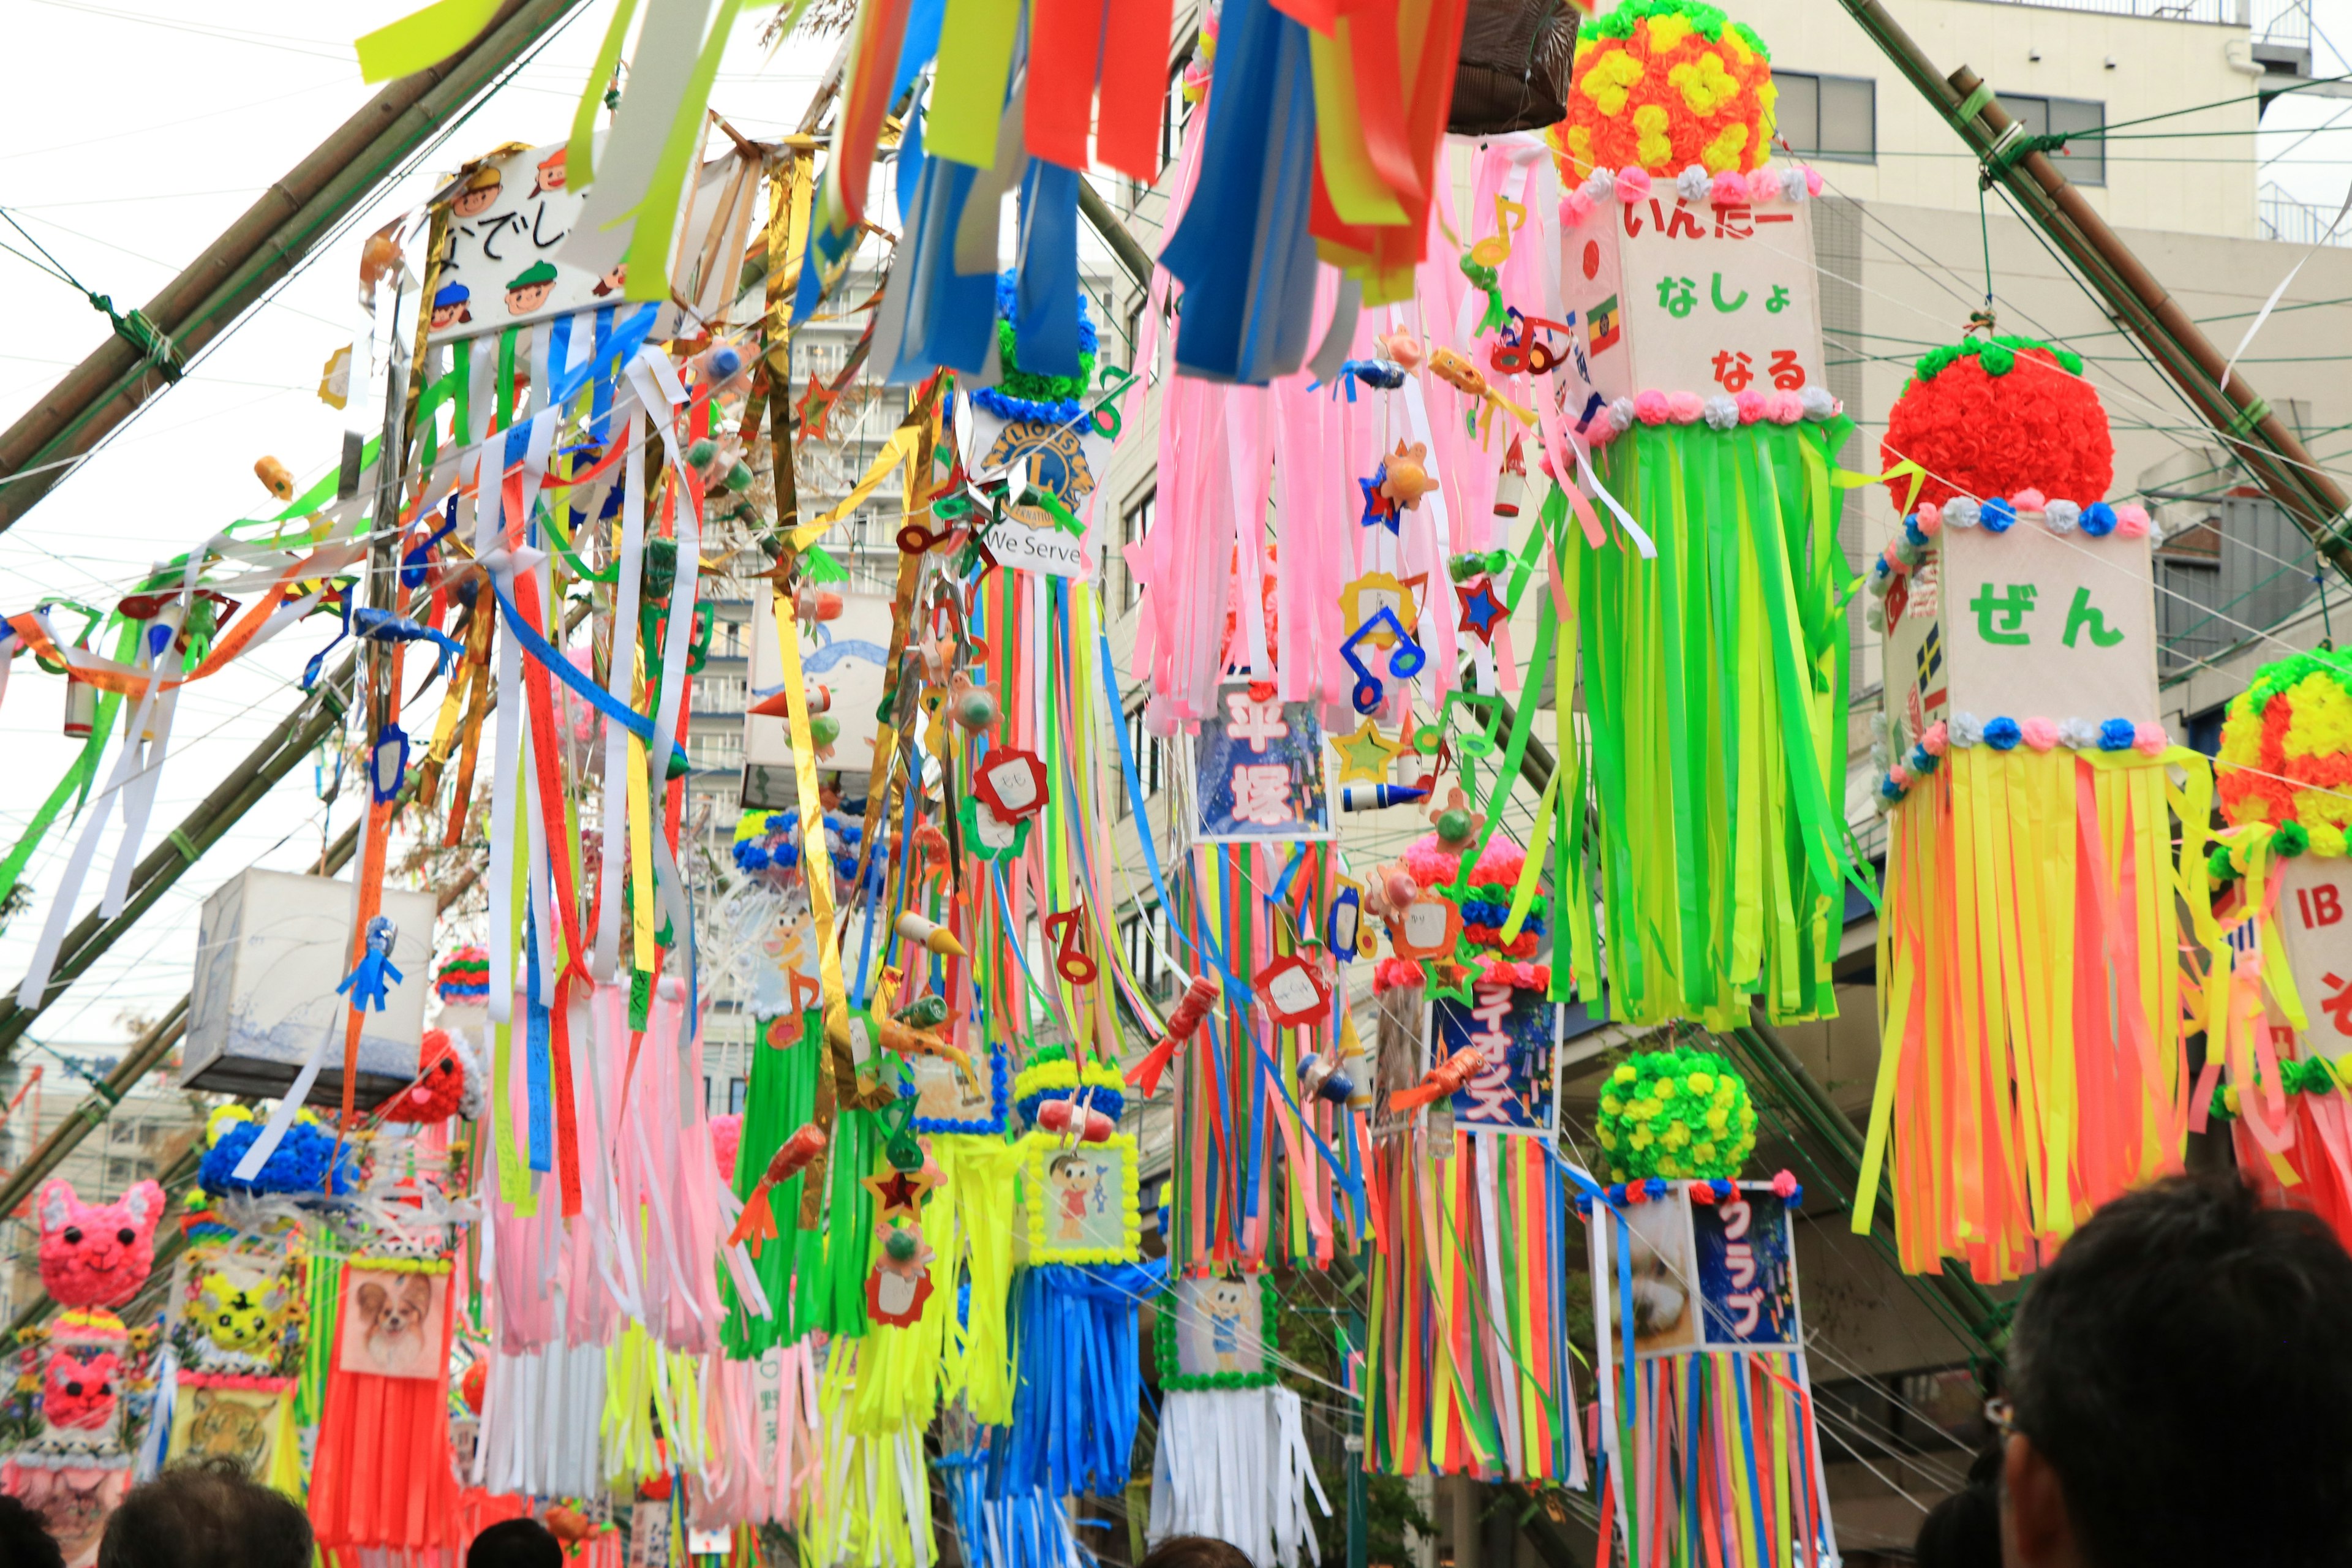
[354,0,501,83]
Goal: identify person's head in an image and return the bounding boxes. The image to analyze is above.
[1138,1537,1253,1568]
[468,1516,564,1568]
[97,1461,309,1568]
[1915,1447,2002,1568]
[2002,1175,2352,1568]
[0,1491,66,1568]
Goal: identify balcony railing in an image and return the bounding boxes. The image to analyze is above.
[2260,182,2352,246]
[1969,0,2260,25]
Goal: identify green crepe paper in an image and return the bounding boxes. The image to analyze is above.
[1909,333,2083,385]
[1570,420,1857,1030]
[723,1008,833,1353]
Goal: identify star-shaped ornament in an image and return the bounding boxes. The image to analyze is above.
[862,1161,940,1221]
[1456,576,1510,642]
[1423,954,1477,1006]
[796,372,845,440]
[1331,717,1406,786]
[1359,470,1400,532]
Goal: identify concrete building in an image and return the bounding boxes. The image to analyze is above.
[1082,0,2352,1559]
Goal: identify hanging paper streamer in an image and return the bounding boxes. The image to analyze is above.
[1856,338,2192,1281]
[1582,1174,1836,1568]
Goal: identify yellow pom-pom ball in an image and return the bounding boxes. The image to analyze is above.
[1687,1072,1714,1096]
[1597,1125,1621,1150]
[1654,1077,1678,1099]
[2313,823,2348,859]
[1662,1123,1691,1148]
[1630,1125,1656,1148]
[205,1105,254,1146]
[1613,1064,1638,1085]
[1694,1141,1717,1164]
[1600,1095,1624,1115]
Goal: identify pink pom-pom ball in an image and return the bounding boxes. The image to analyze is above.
[1634,390,1672,425]
[1733,388,1768,424]
[1771,1168,1800,1199]
[1765,391,1804,424]
[2115,503,2152,538]
[1921,720,1950,756]
[1666,390,1705,424]
[1804,168,1824,197]
[2134,722,2168,756]
[709,1113,743,1180]
[1888,764,1913,788]
[1559,190,1596,227]
[1916,503,1943,536]
[1617,167,1652,201]
[2014,487,2047,511]
[1710,170,1751,205]
[2020,717,2061,752]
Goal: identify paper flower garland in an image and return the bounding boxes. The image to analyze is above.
[1879,336,2114,513]
[2214,649,2352,862]
[1594,1047,1757,1182]
[972,273,1099,427]
[1555,0,1776,179]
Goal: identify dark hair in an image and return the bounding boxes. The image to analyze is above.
[2007,1175,2352,1568]
[0,1493,66,1568]
[1138,1537,1254,1568]
[468,1517,564,1568]
[1912,1449,2000,1568]
[97,1461,311,1568]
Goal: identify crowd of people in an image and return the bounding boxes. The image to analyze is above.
[0,1175,2346,1568]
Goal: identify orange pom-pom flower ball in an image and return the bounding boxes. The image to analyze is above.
[1554,0,1776,179]
[1879,337,2113,514]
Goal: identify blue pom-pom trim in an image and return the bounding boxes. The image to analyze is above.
[2081,501,2118,537]
[1016,1080,1128,1127]
[902,1046,1011,1134]
[1984,716,2022,750]
[201,1119,361,1199]
[2098,717,2137,751]
[1981,497,2016,533]
[969,274,1101,428]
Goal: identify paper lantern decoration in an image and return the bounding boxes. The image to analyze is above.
[1555,0,1777,179]
[1858,339,2192,1283]
[1549,104,1855,1030]
[1583,1175,1834,1566]
[1145,1274,1328,1563]
[1594,1048,1757,1182]
[2199,650,2352,1243]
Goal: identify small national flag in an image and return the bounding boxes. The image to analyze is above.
[1916,623,1946,712]
[1589,294,1621,355]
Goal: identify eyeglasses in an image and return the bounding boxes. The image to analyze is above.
[1984,1396,2018,1438]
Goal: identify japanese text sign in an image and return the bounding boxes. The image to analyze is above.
[1431,981,1561,1136]
[1186,679,1335,843]
[1558,201,1822,402]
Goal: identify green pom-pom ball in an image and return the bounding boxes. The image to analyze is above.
[1593,1046,1757,1183]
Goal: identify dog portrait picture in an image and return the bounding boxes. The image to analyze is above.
[336,1265,448,1379]
[1624,1194,1701,1358]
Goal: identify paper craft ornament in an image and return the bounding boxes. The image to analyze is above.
[1552,0,1776,181]
[2199,650,2352,1243]
[1858,337,2192,1283]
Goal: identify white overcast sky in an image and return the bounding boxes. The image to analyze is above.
[0,0,2346,1054]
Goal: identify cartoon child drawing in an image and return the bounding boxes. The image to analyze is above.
[1050,1153,1091,1243]
[429,282,472,330]
[504,260,559,317]
[1205,1280,1248,1366]
[592,262,628,298]
[453,165,503,219]
[530,147,568,198]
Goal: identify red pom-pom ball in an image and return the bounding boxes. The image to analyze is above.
[1880,340,2111,512]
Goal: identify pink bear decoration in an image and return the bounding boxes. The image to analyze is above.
[37,1179,164,1309]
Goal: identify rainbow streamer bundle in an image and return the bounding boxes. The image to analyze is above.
[1856,339,2196,1281]
[1582,1173,1835,1568]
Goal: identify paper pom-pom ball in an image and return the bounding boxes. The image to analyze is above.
[709,1113,743,1181]
[1552,0,1776,181]
[2216,649,2352,841]
[1593,1047,1758,1182]
[1879,336,2111,514]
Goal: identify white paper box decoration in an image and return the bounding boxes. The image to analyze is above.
[1881,516,2159,752]
[183,869,432,1105]
[1559,198,1824,404]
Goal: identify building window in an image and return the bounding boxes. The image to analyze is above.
[1998,94,2105,186]
[1118,903,1173,1001]
[1774,72,1875,163]
[1120,488,1155,612]
[1122,697,1164,809]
